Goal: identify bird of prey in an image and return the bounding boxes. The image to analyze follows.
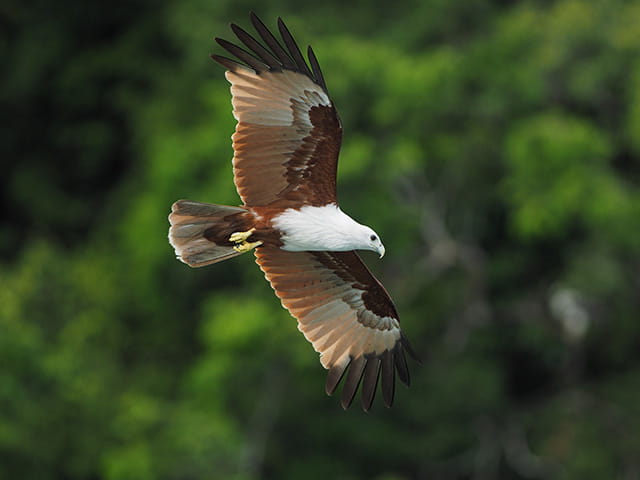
[168,13,416,410]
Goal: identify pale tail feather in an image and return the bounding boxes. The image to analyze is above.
[168,200,250,267]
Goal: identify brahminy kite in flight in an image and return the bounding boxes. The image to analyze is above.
[168,13,417,410]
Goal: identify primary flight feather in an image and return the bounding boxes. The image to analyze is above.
[168,13,416,410]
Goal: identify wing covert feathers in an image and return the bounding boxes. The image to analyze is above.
[212,14,342,208]
[255,247,415,411]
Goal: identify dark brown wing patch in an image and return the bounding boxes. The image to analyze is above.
[275,103,342,205]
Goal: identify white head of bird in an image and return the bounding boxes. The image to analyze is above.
[272,204,386,257]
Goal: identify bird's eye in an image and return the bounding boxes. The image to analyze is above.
[370,235,377,241]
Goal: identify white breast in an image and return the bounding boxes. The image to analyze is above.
[272,204,367,252]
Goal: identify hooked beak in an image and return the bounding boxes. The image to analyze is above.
[378,244,385,258]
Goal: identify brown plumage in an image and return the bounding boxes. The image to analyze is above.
[168,13,417,410]
[255,247,417,409]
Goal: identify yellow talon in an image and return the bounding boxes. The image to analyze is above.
[229,228,261,253]
[232,240,263,253]
[229,228,256,243]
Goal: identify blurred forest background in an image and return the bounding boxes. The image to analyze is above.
[2,0,640,478]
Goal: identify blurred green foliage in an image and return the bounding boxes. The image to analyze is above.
[2,0,640,478]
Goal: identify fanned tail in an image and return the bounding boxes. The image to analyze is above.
[168,200,253,267]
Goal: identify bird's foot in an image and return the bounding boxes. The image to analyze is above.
[229,228,256,243]
[233,240,263,253]
[229,228,262,253]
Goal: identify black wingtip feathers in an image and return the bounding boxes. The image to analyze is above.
[213,13,328,92]
[325,339,419,412]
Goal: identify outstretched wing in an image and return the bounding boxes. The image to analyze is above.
[255,247,416,411]
[212,13,342,208]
